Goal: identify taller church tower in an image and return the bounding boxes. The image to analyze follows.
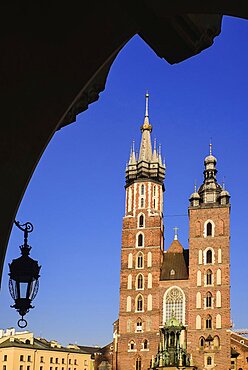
[115,94,165,370]
[187,146,231,369]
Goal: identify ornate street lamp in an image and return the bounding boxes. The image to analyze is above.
[9,220,41,328]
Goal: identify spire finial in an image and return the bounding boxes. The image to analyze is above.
[194,181,197,193]
[209,138,212,155]
[141,91,152,132]
[145,91,149,118]
[173,227,179,241]
[222,176,226,190]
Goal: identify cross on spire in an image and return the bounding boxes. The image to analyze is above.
[173,227,179,240]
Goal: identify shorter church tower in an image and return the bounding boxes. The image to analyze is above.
[187,145,231,369]
[115,94,165,370]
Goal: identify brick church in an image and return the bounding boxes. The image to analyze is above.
[94,94,248,370]
[98,93,248,370]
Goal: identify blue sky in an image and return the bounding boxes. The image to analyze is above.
[1,16,248,345]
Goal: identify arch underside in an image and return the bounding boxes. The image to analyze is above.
[0,2,247,285]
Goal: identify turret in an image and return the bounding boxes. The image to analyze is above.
[189,144,230,207]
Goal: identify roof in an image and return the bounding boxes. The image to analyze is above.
[77,345,102,355]
[161,249,189,280]
[0,338,90,354]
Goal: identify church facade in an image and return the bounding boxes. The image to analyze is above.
[112,94,233,370]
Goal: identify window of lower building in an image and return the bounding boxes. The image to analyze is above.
[39,367,43,370]
[27,366,30,370]
[84,360,88,366]
[20,356,24,362]
[19,366,23,370]
[3,366,7,370]
[27,356,31,362]
[40,357,44,363]
[3,355,7,362]
[55,358,58,364]
[62,359,65,365]
[50,358,53,364]
[69,360,72,365]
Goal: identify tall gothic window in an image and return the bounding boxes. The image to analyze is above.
[207,222,213,236]
[136,318,142,332]
[164,287,185,324]
[140,198,144,208]
[141,184,145,195]
[206,249,213,264]
[206,292,213,308]
[136,295,143,312]
[139,214,144,228]
[137,274,144,290]
[206,269,213,285]
[143,339,148,350]
[136,252,144,269]
[137,233,144,247]
[136,357,141,370]
[206,315,212,329]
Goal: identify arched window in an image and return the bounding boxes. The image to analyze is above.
[148,273,152,289]
[147,252,152,267]
[196,315,201,330]
[128,253,133,269]
[216,314,222,329]
[216,269,221,285]
[206,315,212,329]
[218,248,222,263]
[206,249,213,264]
[136,252,144,269]
[207,222,213,236]
[206,292,212,308]
[127,274,132,289]
[126,296,131,312]
[206,269,213,285]
[139,214,144,228]
[199,337,205,349]
[163,287,185,324]
[213,336,220,349]
[197,270,201,286]
[136,318,142,332]
[204,220,215,237]
[170,269,175,276]
[147,294,152,311]
[137,274,144,290]
[137,233,144,247]
[140,184,145,195]
[140,198,144,208]
[216,291,221,307]
[136,295,143,312]
[198,250,203,264]
[136,357,141,370]
[196,292,201,309]
[129,340,135,351]
[25,339,30,344]
[143,339,148,350]
[207,356,212,365]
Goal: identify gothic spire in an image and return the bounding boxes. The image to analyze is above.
[125,92,165,185]
[139,92,153,162]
